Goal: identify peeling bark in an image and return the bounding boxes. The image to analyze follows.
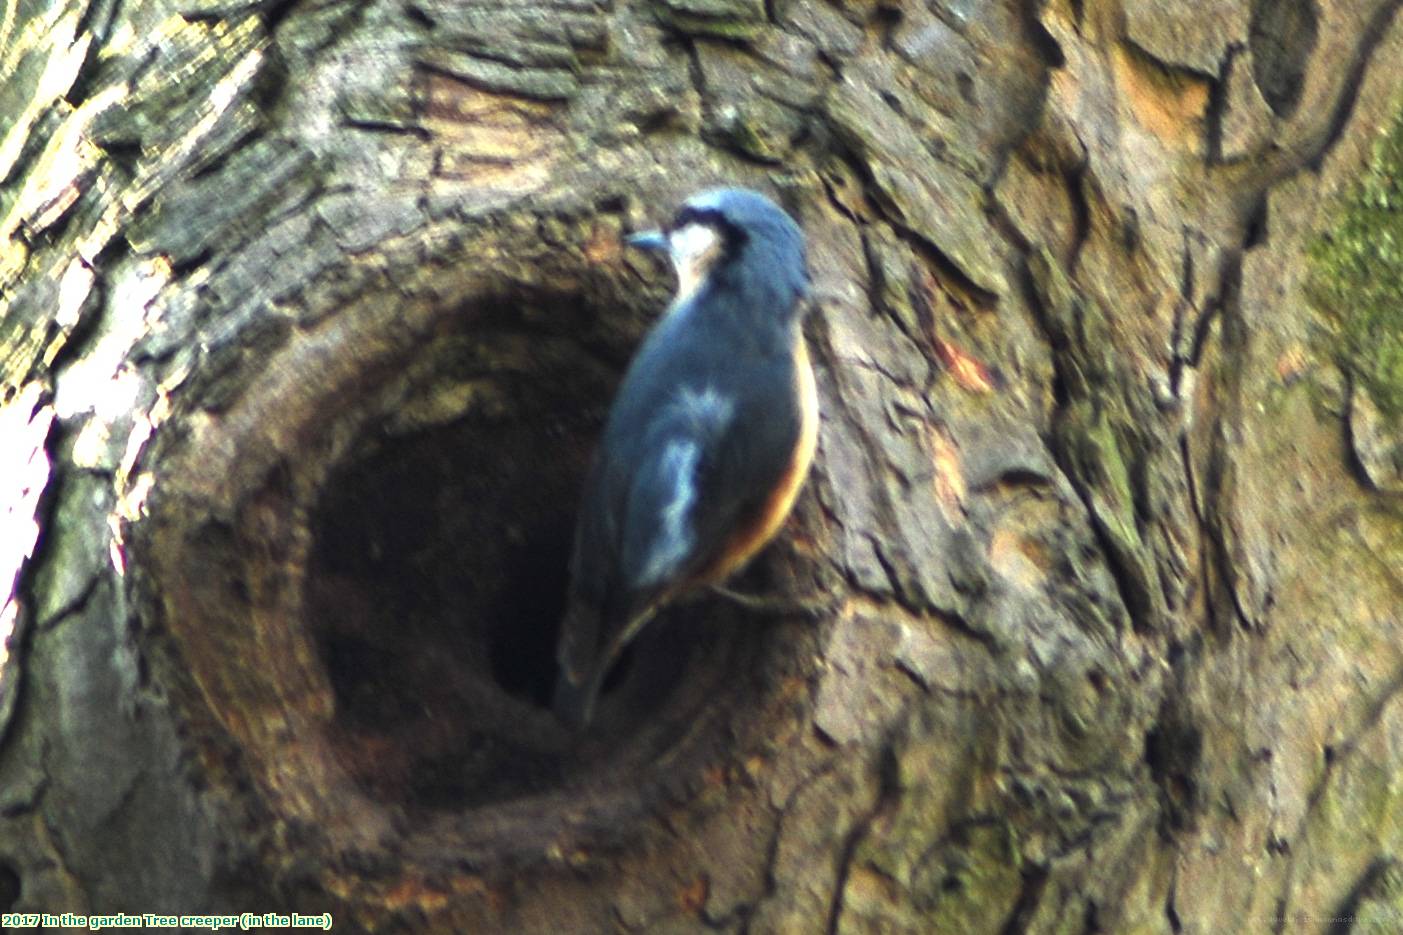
[3,0,1403,931]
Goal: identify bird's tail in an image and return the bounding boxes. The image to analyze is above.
[554,600,608,728]
[552,662,610,730]
[554,598,656,728]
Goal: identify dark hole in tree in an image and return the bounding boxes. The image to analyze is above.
[0,862,18,912]
[301,351,595,806]
[296,301,756,816]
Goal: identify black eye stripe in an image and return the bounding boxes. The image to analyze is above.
[667,206,748,251]
[668,206,720,232]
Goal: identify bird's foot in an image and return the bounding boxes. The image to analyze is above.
[708,584,834,618]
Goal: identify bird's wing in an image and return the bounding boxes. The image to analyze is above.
[556,453,614,686]
[618,364,801,606]
[555,322,802,729]
[559,365,799,672]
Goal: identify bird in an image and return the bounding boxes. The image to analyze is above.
[553,187,818,728]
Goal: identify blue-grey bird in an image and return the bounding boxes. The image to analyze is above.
[553,188,817,728]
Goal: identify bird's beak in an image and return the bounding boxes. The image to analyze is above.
[626,229,668,251]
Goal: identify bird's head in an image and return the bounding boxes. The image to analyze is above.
[627,188,809,309]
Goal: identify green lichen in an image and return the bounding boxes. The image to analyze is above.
[717,102,793,163]
[1308,104,1403,425]
[656,0,765,39]
[657,13,763,40]
[414,49,579,101]
[910,822,1023,929]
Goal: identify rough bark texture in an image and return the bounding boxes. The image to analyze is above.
[3,0,1403,930]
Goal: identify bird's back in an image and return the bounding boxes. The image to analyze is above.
[558,282,804,681]
[554,186,813,727]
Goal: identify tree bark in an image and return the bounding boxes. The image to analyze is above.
[3,0,1403,930]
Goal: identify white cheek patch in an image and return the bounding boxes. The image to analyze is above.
[669,222,721,301]
[670,222,718,260]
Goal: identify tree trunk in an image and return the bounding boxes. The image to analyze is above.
[3,0,1403,929]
